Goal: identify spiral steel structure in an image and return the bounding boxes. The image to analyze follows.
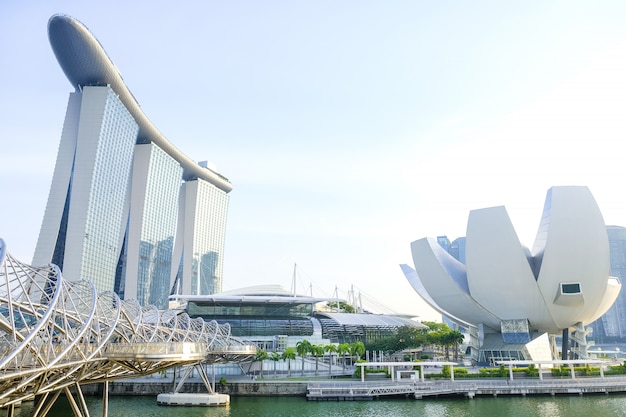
[0,238,255,413]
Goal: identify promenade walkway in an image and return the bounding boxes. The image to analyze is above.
[306,376,626,400]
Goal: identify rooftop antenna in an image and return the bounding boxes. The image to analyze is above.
[350,284,356,311]
[358,292,363,314]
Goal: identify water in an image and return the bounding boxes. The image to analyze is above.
[15,395,626,417]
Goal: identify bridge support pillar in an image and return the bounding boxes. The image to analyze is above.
[102,381,109,417]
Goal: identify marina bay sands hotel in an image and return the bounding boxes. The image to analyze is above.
[33,14,231,309]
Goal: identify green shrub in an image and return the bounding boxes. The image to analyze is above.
[454,367,468,376]
[607,365,626,375]
[551,366,570,377]
[354,360,389,378]
[525,364,539,377]
[424,366,469,379]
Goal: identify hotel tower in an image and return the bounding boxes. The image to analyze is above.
[33,14,232,309]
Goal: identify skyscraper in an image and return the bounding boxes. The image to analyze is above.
[33,14,232,309]
[589,225,626,343]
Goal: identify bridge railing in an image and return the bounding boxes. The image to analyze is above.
[0,238,256,408]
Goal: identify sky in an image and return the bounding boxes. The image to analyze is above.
[2,1,626,321]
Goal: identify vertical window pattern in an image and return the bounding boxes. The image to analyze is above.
[81,88,138,292]
[190,179,229,295]
[137,144,182,308]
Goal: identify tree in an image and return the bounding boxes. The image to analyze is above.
[281,348,296,377]
[422,321,451,332]
[447,330,464,361]
[324,344,338,376]
[255,349,269,378]
[366,326,427,354]
[270,351,281,378]
[396,325,426,350]
[349,341,365,365]
[296,340,312,376]
[427,327,464,360]
[337,343,350,371]
[426,330,442,350]
[311,344,324,376]
[327,301,355,313]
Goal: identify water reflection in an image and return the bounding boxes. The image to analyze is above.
[15,394,626,417]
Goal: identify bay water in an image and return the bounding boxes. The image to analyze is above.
[16,394,626,417]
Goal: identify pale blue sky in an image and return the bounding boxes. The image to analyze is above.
[2,1,626,319]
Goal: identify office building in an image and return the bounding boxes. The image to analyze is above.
[589,226,626,343]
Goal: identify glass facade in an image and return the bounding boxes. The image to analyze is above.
[187,301,314,337]
[317,317,399,344]
[590,226,626,343]
[78,87,138,292]
[190,179,229,295]
[38,84,232,308]
[477,348,526,365]
[188,301,313,318]
[185,300,417,345]
[450,237,466,264]
[136,144,182,309]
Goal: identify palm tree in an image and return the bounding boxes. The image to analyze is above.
[296,340,312,376]
[324,344,338,377]
[337,343,350,371]
[447,330,465,361]
[282,348,296,377]
[439,331,461,361]
[255,349,269,378]
[349,341,365,365]
[311,344,324,376]
[270,351,281,378]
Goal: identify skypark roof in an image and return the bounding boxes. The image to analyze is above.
[47,14,232,192]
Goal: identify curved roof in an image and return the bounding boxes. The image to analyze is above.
[399,263,472,328]
[408,186,621,334]
[47,14,232,193]
[316,312,426,328]
[172,285,341,305]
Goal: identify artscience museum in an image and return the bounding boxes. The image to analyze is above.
[402,186,622,365]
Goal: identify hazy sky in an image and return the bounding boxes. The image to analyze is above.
[2,1,626,320]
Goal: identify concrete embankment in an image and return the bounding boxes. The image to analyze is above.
[81,378,309,397]
[82,376,626,399]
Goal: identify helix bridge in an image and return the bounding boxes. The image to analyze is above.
[0,239,256,416]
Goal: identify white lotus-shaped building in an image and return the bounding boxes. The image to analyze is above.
[404,186,621,362]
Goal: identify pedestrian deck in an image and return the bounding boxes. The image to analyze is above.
[306,377,626,401]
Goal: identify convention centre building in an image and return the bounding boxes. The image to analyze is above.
[173,285,426,351]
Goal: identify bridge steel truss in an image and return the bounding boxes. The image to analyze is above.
[0,239,255,416]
